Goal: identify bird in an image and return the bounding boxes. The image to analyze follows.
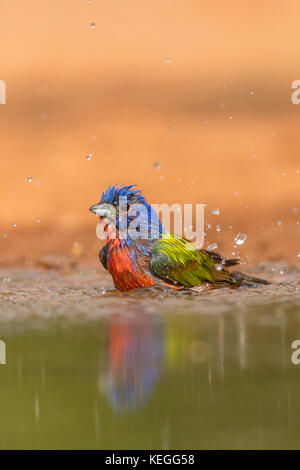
[89,184,269,292]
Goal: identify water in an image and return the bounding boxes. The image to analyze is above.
[211,209,220,216]
[207,243,218,250]
[0,266,300,449]
[234,233,247,245]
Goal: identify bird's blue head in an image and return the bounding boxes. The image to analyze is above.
[89,185,164,241]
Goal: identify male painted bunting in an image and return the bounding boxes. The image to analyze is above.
[89,185,269,291]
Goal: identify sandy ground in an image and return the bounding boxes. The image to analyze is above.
[0,264,299,321]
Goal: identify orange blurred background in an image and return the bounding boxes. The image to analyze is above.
[0,0,299,267]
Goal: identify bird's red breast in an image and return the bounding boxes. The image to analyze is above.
[106,238,155,291]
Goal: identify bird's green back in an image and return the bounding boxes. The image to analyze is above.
[150,234,233,287]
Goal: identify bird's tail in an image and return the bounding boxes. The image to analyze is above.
[230,270,270,287]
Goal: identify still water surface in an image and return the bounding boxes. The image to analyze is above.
[0,267,300,449]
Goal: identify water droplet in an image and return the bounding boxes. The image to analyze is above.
[277,220,282,226]
[229,115,233,120]
[86,154,93,160]
[153,162,161,170]
[249,90,255,95]
[91,22,96,29]
[211,208,220,215]
[216,264,223,271]
[207,243,218,250]
[297,253,300,258]
[27,177,32,183]
[234,233,247,245]
[281,171,286,176]
[165,57,171,64]
[12,223,16,228]
[252,153,256,159]
[216,225,221,232]
[36,218,40,224]
[279,269,284,275]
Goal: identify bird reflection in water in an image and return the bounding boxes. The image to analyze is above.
[103,314,165,413]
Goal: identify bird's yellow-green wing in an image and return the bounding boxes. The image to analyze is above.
[150,234,234,287]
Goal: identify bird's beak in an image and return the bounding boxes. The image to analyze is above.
[89,203,113,217]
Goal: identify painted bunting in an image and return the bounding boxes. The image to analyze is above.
[89,185,269,291]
